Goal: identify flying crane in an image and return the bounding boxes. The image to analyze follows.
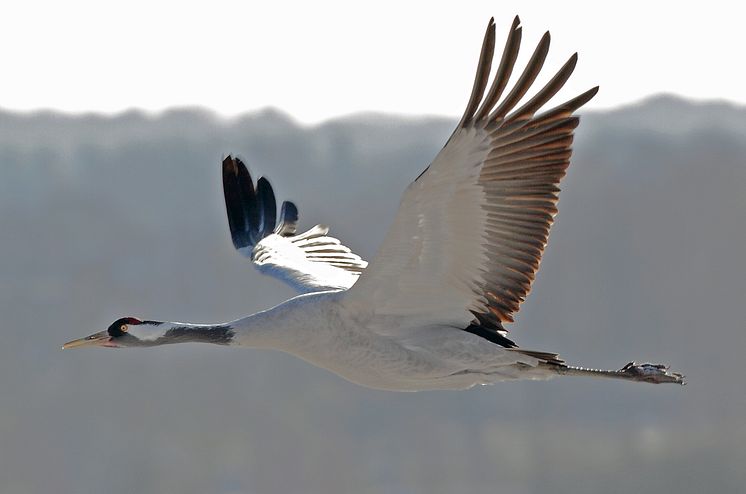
[63,16,685,389]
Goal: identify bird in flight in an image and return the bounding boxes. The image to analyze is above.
[64,16,684,389]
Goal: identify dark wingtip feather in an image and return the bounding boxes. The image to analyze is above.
[222,156,282,251]
[552,85,599,117]
[568,51,578,66]
[222,155,253,250]
[504,51,580,124]
[488,28,551,122]
[462,17,596,132]
[222,155,236,173]
[473,15,524,122]
[457,18,497,128]
[579,85,600,106]
[256,177,277,240]
[276,201,299,236]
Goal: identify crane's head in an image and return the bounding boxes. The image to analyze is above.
[63,318,234,348]
[62,317,165,349]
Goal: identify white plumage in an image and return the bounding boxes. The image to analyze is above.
[64,16,684,389]
[249,226,366,293]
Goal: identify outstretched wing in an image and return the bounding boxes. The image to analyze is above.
[222,156,367,293]
[345,16,597,349]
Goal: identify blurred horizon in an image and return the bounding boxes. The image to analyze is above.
[2,91,746,126]
[1,93,745,493]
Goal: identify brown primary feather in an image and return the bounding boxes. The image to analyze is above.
[457,17,598,332]
[488,30,552,122]
[457,17,497,129]
[473,16,522,122]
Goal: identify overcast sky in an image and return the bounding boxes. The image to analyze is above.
[2,0,743,124]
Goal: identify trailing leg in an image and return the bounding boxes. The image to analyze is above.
[543,361,686,385]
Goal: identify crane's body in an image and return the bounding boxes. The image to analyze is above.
[63,16,685,389]
[228,291,553,391]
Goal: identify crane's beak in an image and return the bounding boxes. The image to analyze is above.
[62,331,113,349]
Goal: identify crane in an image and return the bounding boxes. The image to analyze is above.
[63,16,685,390]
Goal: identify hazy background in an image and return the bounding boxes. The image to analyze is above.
[3,1,746,122]
[0,95,744,493]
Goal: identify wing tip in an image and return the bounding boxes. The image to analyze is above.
[460,16,597,129]
[573,85,600,110]
[276,200,299,236]
[222,155,253,250]
[222,154,236,172]
[222,155,289,249]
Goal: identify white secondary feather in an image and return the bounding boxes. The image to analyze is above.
[243,226,367,293]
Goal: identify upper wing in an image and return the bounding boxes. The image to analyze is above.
[345,16,597,347]
[222,156,367,293]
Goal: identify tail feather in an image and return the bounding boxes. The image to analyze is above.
[509,348,565,365]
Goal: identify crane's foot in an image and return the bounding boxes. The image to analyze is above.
[618,362,686,385]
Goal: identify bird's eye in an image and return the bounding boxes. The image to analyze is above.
[120,324,128,332]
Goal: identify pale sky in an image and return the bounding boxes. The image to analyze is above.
[2,0,744,124]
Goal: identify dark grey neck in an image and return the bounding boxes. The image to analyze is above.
[125,323,236,347]
[157,324,235,345]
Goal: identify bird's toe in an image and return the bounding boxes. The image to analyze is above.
[619,362,686,385]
